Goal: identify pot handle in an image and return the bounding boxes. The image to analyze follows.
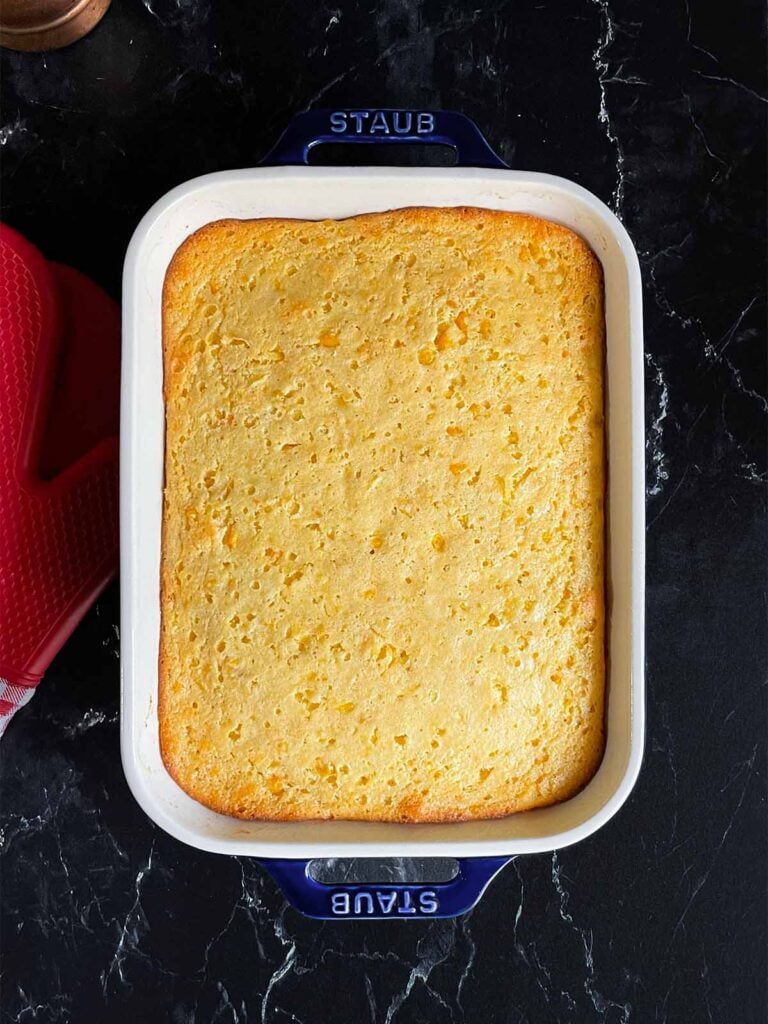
[257,856,510,920]
[261,109,508,169]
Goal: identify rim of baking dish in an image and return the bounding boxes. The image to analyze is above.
[121,166,645,857]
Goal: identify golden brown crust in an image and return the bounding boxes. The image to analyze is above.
[159,206,605,823]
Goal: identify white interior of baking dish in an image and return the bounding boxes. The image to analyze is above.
[121,167,644,856]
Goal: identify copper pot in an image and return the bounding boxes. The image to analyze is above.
[0,0,111,52]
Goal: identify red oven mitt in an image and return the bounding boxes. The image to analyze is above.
[0,225,119,735]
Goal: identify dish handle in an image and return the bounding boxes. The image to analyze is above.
[257,857,510,920]
[261,108,508,169]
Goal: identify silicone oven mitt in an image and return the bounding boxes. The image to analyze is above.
[0,224,119,735]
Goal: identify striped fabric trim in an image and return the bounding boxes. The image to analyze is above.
[0,678,36,737]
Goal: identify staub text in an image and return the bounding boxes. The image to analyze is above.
[330,889,440,916]
[329,110,435,136]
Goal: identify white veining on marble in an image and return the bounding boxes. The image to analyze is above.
[215,981,251,1024]
[198,893,242,985]
[693,70,768,104]
[516,943,554,1009]
[0,810,51,854]
[61,708,119,739]
[455,912,476,1011]
[300,3,506,114]
[101,841,156,995]
[667,743,759,951]
[376,0,437,108]
[323,9,342,57]
[101,622,120,661]
[10,989,71,1023]
[141,0,210,29]
[590,0,626,214]
[705,298,767,484]
[0,773,73,854]
[657,701,679,849]
[644,257,766,487]
[0,115,30,147]
[140,0,161,19]
[645,352,671,497]
[552,853,633,1022]
[363,974,378,1024]
[686,0,768,103]
[510,858,555,1006]
[682,92,727,169]
[383,925,455,1023]
[705,297,767,412]
[260,902,298,1024]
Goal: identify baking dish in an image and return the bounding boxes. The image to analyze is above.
[121,110,644,919]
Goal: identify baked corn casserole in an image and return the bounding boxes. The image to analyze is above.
[159,207,605,822]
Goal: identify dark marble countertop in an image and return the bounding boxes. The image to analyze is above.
[2,1,766,1021]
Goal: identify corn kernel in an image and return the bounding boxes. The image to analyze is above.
[319,332,339,348]
[337,702,356,713]
[266,775,284,796]
[434,327,453,351]
[486,612,500,627]
[446,425,463,437]
[370,533,384,550]
[432,533,446,552]
[449,462,466,476]
[223,524,238,548]
[418,347,436,365]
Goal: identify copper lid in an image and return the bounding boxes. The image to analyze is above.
[0,0,111,52]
